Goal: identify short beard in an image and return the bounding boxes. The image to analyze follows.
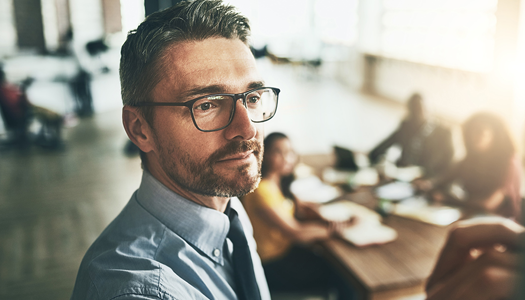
[160,139,263,198]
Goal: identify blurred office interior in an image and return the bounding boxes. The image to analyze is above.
[0,0,524,299]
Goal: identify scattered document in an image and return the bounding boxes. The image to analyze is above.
[322,167,379,187]
[393,196,461,226]
[319,200,381,222]
[375,181,415,201]
[319,201,397,247]
[290,176,341,203]
[394,166,423,182]
[322,167,354,185]
[342,222,398,247]
[351,167,379,187]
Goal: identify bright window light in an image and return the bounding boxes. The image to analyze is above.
[381,0,498,72]
[120,0,145,34]
[226,0,358,57]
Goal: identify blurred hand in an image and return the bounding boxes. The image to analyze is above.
[295,200,322,220]
[431,191,445,203]
[412,179,433,192]
[328,218,357,238]
[426,217,524,300]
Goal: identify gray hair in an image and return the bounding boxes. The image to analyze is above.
[119,0,251,122]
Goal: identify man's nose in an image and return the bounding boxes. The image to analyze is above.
[223,98,257,141]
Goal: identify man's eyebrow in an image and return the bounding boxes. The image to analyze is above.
[248,81,265,90]
[181,81,266,100]
[181,85,225,100]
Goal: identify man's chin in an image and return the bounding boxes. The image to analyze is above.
[212,165,261,196]
[224,168,260,184]
[228,175,261,197]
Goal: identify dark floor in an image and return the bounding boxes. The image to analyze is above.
[0,110,142,300]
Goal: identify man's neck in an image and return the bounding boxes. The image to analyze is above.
[188,192,230,213]
[145,164,230,213]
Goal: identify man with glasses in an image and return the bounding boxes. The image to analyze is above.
[69,1,524,299]
[70,1,275,299]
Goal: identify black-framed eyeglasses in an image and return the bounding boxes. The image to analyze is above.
[135,87,280,132]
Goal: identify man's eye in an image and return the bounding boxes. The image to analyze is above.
[195,102,213,111]
[247,96,260,104]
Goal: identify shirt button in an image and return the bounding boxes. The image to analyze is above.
[213,248,220,257]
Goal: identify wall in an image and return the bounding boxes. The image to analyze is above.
[364,56,495,123]
[0,0,17,57]
[13,0,46,53]
[0,0,110,56]
[341,0,523,134]
[68,0,105,47]
[102,0,122,34]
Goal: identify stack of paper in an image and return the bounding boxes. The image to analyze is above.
[375,181,415,201]
[319,201,397,247]
[342,223,398,247]
[393,196,461,226]
[321,167,379,187]
[290,176,341,204]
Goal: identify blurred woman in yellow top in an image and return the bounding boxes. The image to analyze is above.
[243,132,355,299]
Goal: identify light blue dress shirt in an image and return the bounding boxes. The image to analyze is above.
[70,171,271,300]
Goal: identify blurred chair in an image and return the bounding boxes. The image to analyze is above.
[0,75,32,148]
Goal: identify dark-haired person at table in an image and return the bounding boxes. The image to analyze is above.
[368,93,454,178]
[242,132,355,299]
[0,65,32,147]
[415,112,521,221]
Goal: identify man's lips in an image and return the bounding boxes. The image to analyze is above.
[217,150,254,162]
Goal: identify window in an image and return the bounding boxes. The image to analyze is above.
[381,0,498,72]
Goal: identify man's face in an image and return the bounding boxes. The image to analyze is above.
[148,38,264,198]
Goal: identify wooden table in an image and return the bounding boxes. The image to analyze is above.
[320,190,450,300]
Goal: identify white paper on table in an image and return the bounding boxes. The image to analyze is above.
[319,201,397,247]
[322,167,379,187]
[394,166,423,182]
[318,201,381,222]
[375,181,415,201]
[393,196,461,226]
[322,167,354,185]
[351,167,379,187]
[290,176,341,203]
[342,222,398,247]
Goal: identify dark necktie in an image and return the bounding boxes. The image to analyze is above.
[226,204,262,300]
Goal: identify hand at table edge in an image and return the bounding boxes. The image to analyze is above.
[426,216,525,300]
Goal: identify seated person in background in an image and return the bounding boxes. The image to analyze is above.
[0,67,64,149]
[426,216,524,300]
[242,132,354,299]
[0,65,32,147]
[368,93,454,178]
[415,112,521,221]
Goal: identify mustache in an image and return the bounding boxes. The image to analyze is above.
[208,139,262,164]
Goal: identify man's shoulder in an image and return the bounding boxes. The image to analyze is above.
[72,254,209,300]
[70,199,210,300]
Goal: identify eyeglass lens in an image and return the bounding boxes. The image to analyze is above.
[191,88,277,131]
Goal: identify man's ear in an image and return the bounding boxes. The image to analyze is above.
[122,106,155,154]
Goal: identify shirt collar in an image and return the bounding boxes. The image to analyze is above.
[136,171,230,265]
